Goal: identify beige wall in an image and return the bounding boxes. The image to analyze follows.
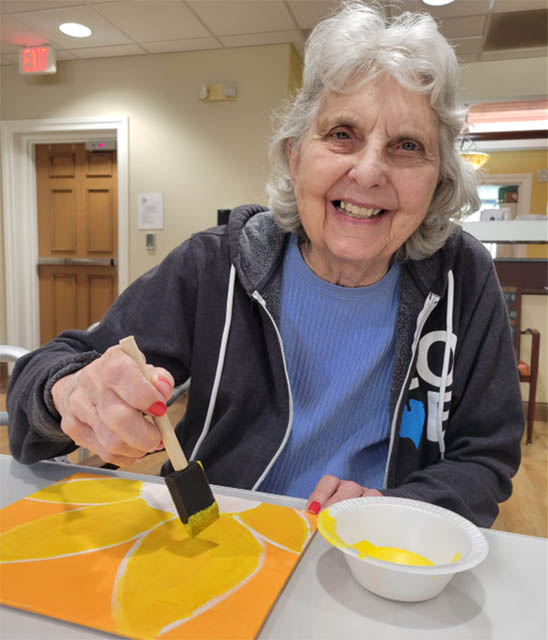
[458,56,548,102]
[0,43,294,342]
[0,168,4,343]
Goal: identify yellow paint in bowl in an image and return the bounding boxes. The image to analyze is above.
[319,510,460,567]
[351,539,434,566]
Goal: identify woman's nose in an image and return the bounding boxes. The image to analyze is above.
[347,144,388,189]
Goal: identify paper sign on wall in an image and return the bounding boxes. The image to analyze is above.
[138,192,164,229]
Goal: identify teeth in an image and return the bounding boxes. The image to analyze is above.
[339,200,382,219]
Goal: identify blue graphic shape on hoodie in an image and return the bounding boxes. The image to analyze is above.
[400,399,425,449]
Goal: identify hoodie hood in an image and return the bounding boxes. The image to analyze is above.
[227,204,279,294]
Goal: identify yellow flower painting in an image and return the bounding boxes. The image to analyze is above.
[0,473,316,640]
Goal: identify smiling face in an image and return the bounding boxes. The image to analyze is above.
[288,74,441,287]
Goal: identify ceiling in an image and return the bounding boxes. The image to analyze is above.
[1,0,547,67]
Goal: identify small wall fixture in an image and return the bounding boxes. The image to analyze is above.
[200,84,237,103]
[19,46,56,75]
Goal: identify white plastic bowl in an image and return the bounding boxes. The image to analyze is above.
[318,496,488,602]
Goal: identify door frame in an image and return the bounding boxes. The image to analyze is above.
[1,116,129,350]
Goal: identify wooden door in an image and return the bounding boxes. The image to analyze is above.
[36,143,118,344]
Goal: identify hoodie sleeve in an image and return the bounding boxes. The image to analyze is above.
[7,238,199,465]
[383,244,524,528]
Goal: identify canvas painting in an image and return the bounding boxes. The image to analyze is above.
[0,473,316,639]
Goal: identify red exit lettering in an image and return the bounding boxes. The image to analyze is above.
[22,47,49,73]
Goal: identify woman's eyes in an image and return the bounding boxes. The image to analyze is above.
[324,129,425,156]
[327,127,352,141]
[395,139,423,154]
[400,140,417,151]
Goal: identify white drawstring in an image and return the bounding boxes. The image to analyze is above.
[250,290,294,491]
[190,263,236,460]
[437,269,454,460]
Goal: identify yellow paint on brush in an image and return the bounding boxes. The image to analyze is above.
[186,501,220,538]
[182,459,220,538]
[319,509,461,567]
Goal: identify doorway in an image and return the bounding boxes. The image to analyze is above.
[36,142,118,343]
[0,116,129,350]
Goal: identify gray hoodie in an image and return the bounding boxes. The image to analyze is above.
[7,205,524,526]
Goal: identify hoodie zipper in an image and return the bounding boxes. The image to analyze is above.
[250,290,294,490]
[383,291,440,489]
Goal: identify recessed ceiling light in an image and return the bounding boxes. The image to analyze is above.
[422,0,455,6]
[58,22,92,38]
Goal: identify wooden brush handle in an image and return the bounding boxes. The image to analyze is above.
[119,336,188,471]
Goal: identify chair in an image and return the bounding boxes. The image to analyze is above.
[0,345,30,426]
[501,285,541,444]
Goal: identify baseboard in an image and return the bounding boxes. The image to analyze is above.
[524,401,547,423]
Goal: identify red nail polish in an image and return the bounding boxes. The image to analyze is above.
[147,401,167,417]
[308,501,321,515]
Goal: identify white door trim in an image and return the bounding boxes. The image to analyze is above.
[1,116,129,350]
[479,172,533,219]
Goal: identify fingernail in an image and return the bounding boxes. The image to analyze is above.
[152,375,173,401]
[147,401,167,417]
[158,376,173,390]
[307,501,321,515]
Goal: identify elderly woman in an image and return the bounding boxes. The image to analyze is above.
[8,3,523,527]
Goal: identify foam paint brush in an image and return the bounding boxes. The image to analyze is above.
[119,336,219,537]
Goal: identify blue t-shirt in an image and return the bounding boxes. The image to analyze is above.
[259,234,400,498]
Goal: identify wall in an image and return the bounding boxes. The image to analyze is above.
[483,149,547,216]
[288,44,302,95]
[483,148,548,259]
[458,57,548,103]
[0,43,294,342]
[484,149,548,260]
[0,167,4,343]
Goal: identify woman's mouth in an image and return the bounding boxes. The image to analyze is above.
[333,200,386,220]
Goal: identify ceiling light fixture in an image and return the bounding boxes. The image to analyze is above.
[58,22,92,38]
[422,0,456,6]
[461,152,490,170]
[459,134,489,171]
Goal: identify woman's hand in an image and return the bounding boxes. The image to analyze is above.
[51,345,174,467]
[306,474,382,514]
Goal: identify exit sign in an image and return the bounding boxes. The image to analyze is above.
[18,46,56,75]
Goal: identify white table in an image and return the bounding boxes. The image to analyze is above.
[1,455,546,639]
